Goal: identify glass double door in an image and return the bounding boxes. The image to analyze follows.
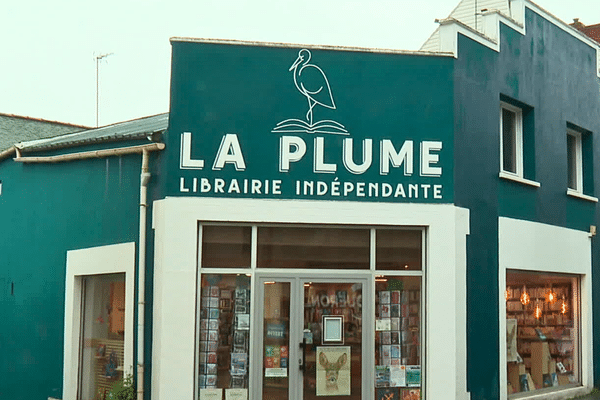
[257,276,366,400]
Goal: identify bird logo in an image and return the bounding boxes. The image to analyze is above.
[272,49,349,135]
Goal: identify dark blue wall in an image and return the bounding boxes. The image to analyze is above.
[454,8,600,399]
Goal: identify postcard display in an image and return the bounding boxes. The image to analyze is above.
[375,281,421,399]
[199,282,250,398]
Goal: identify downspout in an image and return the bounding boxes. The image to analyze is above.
[138,149,151,400]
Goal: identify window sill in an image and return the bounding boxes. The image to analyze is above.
[567,189,598,203]
[499,172,541,188]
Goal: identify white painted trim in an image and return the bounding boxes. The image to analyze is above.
[498,218,594,399]
[499,171,540,187]
[63,242,136,400]
[567,189,598,203]
[152,197,471,400]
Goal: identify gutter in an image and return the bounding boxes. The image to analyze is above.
[0,146,16,162]
[13,142,165,163]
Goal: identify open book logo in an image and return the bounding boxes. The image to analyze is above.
[272,49,349,136]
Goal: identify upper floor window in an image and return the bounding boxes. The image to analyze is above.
[499,97,539,188]
[566,130,582,192]
[566,124,596,202]
[500,102,523,177]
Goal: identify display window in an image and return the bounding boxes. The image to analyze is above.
[197,224,424,400]
[197,274,251,395]
[374,277,422,399]
[506,270,580,396]
[78,273,126,400]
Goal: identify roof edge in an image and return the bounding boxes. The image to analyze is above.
[17,113,168,152]
[169,37,454,57]
[0,113,90,130]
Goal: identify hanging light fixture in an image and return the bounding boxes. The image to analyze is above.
[546,285,557,304]
[520,285,530,306]
[561,295,568,315]
[534,301,542,320]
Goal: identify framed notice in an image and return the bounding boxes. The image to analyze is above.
[323,316,344,343]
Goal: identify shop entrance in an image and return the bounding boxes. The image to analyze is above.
[257,275,366,400]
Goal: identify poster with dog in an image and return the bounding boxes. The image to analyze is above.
[316,346,351,396]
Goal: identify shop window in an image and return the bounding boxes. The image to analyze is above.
[197,274,251,396]
[257,226,370,269]
[376,229,422,271]
[201,225,251,268]
[78,274,126,400]
[506,271,580,396]
[63,242,134,400]
[374,276,422,399]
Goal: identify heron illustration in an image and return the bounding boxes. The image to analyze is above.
[289,49,336,126]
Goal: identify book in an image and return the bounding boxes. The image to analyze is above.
[376,388,398,400]
[209,308,220,320]
[382,332,391,345]
[379,291,391,304]
[405,366,421,387]
[206,363,217,375]
[391,345,401,359]
[231,353,248,376]
[375,365,390,387]
[380,304,391,318]
[207,352,217,364]
[400,388,420,400]
[519,374,529,392]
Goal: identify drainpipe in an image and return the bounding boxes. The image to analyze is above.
[138,149,151,400]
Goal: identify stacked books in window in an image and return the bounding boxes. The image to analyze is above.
[230,287,250,388]
[199,286,220,388]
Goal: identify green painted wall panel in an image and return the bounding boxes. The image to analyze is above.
[0,154,142,400]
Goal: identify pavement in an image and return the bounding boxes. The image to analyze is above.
[571,393,600,400]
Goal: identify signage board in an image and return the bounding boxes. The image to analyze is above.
[167,40,454,203]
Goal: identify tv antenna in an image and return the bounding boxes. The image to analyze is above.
[95,52,113,127]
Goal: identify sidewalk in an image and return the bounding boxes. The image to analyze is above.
[571,393,600,400]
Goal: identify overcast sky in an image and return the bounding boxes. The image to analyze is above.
[1,0,597,127]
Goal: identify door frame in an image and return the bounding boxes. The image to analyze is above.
[253,272,373,400]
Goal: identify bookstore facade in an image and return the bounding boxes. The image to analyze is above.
[150,39,470,400]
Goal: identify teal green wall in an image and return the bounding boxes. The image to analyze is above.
[166,42,454,203]
[0,154,142,400]
[454,8,600,399]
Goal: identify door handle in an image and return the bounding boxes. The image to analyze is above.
[299,339,306,371]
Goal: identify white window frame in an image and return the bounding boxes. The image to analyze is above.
[500,101,524,178]
[62,242,136,400]
[567,129,583,193]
